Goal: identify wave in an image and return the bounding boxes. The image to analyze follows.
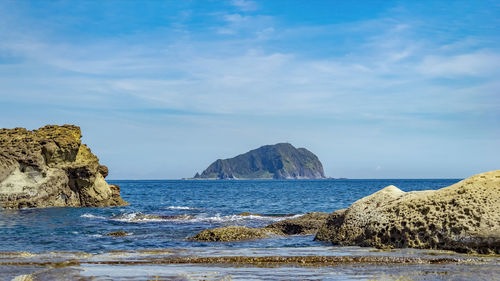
[183,213,302,224]
[82,212,302,224]
[81,213,106,220]
[109,212,195,223]
[165,206,198,210]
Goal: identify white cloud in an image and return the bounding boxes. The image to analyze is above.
[231,0,258,12]
[417,51,500,77]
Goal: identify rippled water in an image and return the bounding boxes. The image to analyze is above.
[0,179,460,253]
[3,179,500,280]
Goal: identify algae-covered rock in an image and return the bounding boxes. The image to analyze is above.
[266,212,329,235]
[107,231,129,237]
[189,226,279,242]
[189,213,329,242]
[315,170,500,254]
[0,125,128,208]
[194,143,325,179]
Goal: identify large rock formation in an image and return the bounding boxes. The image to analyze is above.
[315,170,500,254]
[0,125,128,209]
[194,143,325,179]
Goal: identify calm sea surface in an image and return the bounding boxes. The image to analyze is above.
[0,179,461,253]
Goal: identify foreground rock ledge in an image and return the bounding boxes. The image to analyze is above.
[315,170,500,254]
[0,125,128,208]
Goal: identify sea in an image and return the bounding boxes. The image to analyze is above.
[1,179,499,280]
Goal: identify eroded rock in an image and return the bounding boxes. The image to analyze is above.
[0,125,128,208]
[315,170,500,254]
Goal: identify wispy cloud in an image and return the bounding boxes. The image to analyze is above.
[231,0,258,12]
[0,1,498,178]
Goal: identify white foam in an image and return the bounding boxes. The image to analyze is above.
[166,206,196,210]
[81,213,106,220]
[86,211,302,224]
[186,213,302,224]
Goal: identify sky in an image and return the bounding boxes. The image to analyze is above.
[0,0,499,179]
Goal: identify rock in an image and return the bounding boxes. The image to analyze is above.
[107,231,128,237]
[266,212,329,235]
[98,165,109,178]
[238,212,262,216]
[0,125,128,209]
[315,170,500,254]
[194,143,325,179]
[189,226,279,242]
[189,212,328,241]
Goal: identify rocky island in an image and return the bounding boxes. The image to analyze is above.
[194,143,325,179]
[0,125,128,209]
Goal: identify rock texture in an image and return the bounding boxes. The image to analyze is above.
[0,125,128,209]
[266,212,329,235]
[189,226,278,242]
[315,170,500,254]
[189,212,329,242]
[194,143,325,179]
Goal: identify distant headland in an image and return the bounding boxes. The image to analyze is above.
[193,143,326,180]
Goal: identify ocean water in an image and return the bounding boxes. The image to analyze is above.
[0,179,461,253]
[3,178,500,280]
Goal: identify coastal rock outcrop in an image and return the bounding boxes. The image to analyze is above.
[0,125,128,208]
[315,170,500,254]
[266,212,329,235]
[194,143,326,179]
[189,212,329,242]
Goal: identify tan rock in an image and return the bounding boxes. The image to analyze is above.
[315,170,500,254]
[0,125,128,208]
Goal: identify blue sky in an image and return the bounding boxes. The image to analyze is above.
[0,0,499,179]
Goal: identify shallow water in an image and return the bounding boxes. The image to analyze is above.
[1,247,498,280]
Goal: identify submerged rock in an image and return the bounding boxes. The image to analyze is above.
[194,143,325,179]
[107,231,128,237]
[238,212,262,216]
[189,212,329,241]
[0,125,128,208]
[315,170,500,254]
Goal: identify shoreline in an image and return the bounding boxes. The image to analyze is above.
[3,247,499,280]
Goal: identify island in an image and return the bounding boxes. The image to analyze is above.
[194,143,326,179]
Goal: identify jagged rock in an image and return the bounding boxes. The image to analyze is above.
[266,212,329,235]
[0,125,128,208]
[315,170,500,254]
[194,143,325,179]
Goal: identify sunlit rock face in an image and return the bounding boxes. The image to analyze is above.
[315,170,500,254]
[0,125,128,209]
